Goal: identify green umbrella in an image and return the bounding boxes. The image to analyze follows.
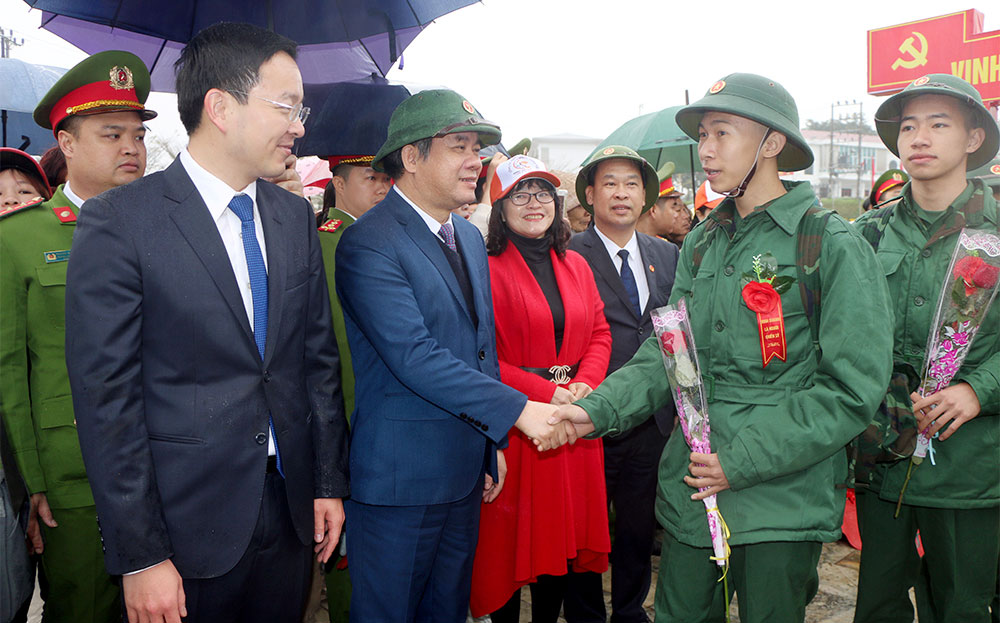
[587,105,699,179]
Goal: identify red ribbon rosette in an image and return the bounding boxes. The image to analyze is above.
[741,281,787,367]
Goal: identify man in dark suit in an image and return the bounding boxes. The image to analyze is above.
[569,146,678,623]
[64,23,349,623]
[335,90,570,623]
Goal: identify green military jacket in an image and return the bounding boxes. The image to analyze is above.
[0,185,94,509]
[855,181,999,509]
[318,208,356,420]
[578,181,893,548]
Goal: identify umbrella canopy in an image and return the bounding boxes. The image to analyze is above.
[589,105,700,179]
[28,0,479,91]
[296,78,412,159]
[295,156,332,197]
[0,58,68,148]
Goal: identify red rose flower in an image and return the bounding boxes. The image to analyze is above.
[660,330,684,354]
[973,263,1000,289]
[742,281,780,314]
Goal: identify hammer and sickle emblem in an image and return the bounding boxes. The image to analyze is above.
[549,365,572,385]
[891,31,929,70]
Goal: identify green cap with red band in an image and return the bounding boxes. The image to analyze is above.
[33,50,156,135]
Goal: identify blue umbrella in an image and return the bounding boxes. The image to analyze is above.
[26,0,479,91]
[0,57,67,148]
[296,78,411,158]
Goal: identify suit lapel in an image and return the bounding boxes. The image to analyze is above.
[164,160,255,344]
[390,194,473,323]
[455,221,486,324]
[637,234,660,314]
[258,183,286,366]
[582,228,639,319]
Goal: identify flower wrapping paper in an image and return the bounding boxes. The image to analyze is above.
[651,299,729,567]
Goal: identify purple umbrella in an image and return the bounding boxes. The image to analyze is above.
[27,0,478,91]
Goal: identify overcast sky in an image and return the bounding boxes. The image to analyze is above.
[2,0,996,151]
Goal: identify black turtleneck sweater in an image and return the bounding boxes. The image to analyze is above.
[507,229,565,352]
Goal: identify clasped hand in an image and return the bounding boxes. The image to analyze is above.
[515,400,579,451]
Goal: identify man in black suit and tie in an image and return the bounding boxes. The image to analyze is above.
[65,23,349,623]
[568,146,679,623]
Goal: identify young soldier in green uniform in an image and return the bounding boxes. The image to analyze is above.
[853,73,1000,623]
[0,50,155,622]
[317,154,391,623]
[553,73,893,623]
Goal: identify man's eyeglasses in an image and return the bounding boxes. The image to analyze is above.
[231,91,310,124]
[508,191,555,206]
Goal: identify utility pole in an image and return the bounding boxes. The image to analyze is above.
[1,27,25,58]
[831,100,863,215]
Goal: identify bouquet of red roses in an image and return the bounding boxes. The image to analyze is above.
[651,300,730,570]
[912,229,1000,465]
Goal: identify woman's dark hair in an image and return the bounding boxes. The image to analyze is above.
[486,178,570,257]
[174,22,298,134]
[39,146,66,188]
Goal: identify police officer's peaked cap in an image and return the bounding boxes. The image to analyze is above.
[675,73,814,172]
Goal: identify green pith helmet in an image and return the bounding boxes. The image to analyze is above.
[869,168,909,205]
[372,89,501,172]
[575,145,659,213]
[968,157,1000,186]
[33,50,156,134]
[675,73,814,172]
[875,73,1000,171]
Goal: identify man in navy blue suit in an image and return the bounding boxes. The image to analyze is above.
[65,23,349,623]
[335,90,572,623]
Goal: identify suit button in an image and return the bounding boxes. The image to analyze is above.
[255,432,267,445]
[724,265,735,276]
[482,424,489,432]
[638,327,644,335]
[263,371,272,382]
[714,321,726,332]
[460,413,468,420]
[478,350,486,360]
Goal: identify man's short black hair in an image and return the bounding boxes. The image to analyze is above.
[174,22,298,134]
[381,138,432,180]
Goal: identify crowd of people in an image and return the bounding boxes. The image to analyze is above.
[0,18,998,623]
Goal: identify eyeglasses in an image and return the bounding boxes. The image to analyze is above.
[508,190,555,206]
[231,91,310,124]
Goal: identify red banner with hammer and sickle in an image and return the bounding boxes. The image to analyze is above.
[868,9,1000,106]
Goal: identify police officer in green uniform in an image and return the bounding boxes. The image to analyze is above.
[853,73,1000,623]
[552,73,893,623]
[0,50,155,622]
[316,154,390,623]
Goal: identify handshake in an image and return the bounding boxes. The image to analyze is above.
[514,401,597,451]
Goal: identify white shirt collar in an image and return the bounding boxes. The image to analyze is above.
[61,181,85,209]
[180,150,257,221]
[393,185,454,239]
[594,225,640,261]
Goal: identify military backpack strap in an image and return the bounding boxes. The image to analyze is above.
[689,219,720,279]
[795,203,834,352]
[856,204,895,252]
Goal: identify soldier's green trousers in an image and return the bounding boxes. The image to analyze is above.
[654,533,821,623]
[39,505,120,623]
[324,564,350,623]
[854,490,1000,623]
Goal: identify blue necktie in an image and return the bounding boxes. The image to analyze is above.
[228,194,282,476]
[618,249,641,316]
[439,221,457,253]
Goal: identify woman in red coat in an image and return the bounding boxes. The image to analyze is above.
[470,155,612,622]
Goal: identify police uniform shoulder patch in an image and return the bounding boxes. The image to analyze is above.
[0,197,45,221]
[52,206,77,223]
[318,218,343,233]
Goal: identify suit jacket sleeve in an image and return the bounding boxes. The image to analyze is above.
[302,209,350,499]
[65,194,171,574]
[336,234,526,443]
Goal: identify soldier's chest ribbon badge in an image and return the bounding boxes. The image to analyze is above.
[740,253,792,368]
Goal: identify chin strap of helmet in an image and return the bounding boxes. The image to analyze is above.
[723,129,772,199]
